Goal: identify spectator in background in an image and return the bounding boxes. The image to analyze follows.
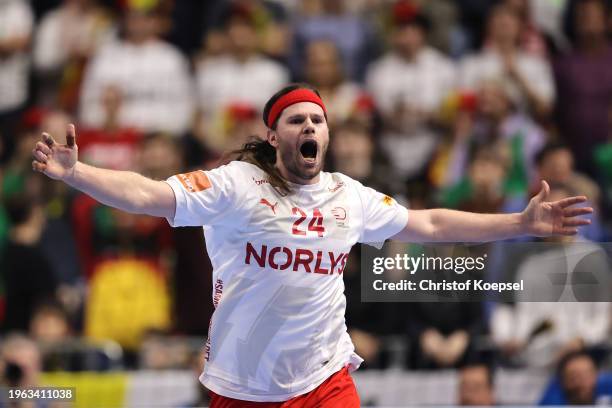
[490,185,611,369]
[441,146,511,214]
[305,40,373,129]
[555,0,612,175]
[292,0,378,81]
[0,0,33,164]
[366,1,456,181]
[406,300,485,369]
[0,334,43,389]
[459,4,555,120]
[458,363,496,406]
[77,85,144,171]
[79,0,193,136]
[29,301,71,344]
[438,79,546,204]
[194,4,288,153]
[213,0,292,61]
[328,120,403,196]
[540,350,612,405]
[0,194,58,333]
[33,0,114,110]
[500,0,549,57]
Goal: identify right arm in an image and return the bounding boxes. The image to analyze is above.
[32,124,176,219]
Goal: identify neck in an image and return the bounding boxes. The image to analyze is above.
[493,40,516,54]
[234,50,253,63]
[276,162,320,185]
[396,49,419,62]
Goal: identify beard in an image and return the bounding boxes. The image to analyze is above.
[277,141,327,182]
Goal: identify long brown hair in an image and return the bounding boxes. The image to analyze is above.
[232,83,324,195]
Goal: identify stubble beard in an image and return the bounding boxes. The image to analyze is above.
[279,144,326,182]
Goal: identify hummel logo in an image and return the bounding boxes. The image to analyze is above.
[253,177,269,185]
[259,198,278,214]
[328,181,345,193]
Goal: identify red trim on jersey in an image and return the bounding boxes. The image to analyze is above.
[266,89,327,128]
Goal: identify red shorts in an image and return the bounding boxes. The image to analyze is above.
[209,367,360,408]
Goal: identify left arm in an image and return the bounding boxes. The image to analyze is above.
[392,181,593,243]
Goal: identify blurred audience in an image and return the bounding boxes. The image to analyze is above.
[291,0,378,81]
[406,300,485,369]
[194,4,288,152]
[439,79,546,204]
[305,40,373,129]
[366,1,456,181]
[490,185,611,369]
[457,363,496,406]
[540,350,612,405]
[0,0,33,164]
[29,301,71,344]
[555,0,612,176]
[0,194,58,334]
[0,334,43,389]
[79,1,193,135]
[33,0,114,110]
[459,4,555,120]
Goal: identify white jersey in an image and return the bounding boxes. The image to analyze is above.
[165,161,409,402]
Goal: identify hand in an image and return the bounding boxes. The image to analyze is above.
[32,123,78,181]
[502,51,520,80]
[521,181,593,237]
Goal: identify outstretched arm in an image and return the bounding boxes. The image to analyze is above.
[391,181,593,243]
[32,124,176,219]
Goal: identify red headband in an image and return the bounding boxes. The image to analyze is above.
[266,89,327,128]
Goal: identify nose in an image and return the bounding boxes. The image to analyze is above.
[303,116,315,135]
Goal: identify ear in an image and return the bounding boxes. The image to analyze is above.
[267,129,279,148]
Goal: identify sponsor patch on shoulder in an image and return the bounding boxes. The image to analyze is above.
[382,195,394,206]
[177,171,211,193]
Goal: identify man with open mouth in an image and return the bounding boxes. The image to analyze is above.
[32,83,593,407]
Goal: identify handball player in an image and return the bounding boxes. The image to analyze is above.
[31,84,592,407]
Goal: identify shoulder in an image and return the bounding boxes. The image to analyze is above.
[209,160,263,177]
[327,172,370,200]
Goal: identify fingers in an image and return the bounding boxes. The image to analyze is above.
[32,160,47,173]
[66,123,76,148]
[535,180,550,201]
[42,132,56,147]
[35,141,51,156]
[33,149,48,163]
[556,196,588,208]
[558,228,579,236]
[564,207,594,217]
[563,218,591,227]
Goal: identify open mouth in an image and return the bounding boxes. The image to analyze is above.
[299,140,318,162]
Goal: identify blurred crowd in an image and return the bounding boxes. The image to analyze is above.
[1,0,612,405]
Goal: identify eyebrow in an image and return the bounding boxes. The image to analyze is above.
[286,113,324,121]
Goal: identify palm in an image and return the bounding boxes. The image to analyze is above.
[523,181,593,237]
[32,124,78,181]
[44,145,78,180]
